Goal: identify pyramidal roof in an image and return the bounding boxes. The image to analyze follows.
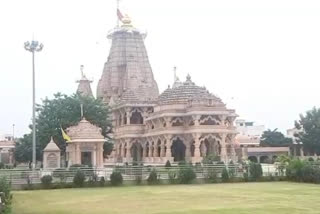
[44,137,60,151]
[76,66,93,97]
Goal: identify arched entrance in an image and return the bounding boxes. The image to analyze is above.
[248,156,258,163]
[130,110,144,124]
[171,138,186,162]
[200,137,221,157]
[131,142,143,162]
[260,156,270,164]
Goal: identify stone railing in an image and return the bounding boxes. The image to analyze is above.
[114,125,145,136]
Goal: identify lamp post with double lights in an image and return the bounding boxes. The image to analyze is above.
[24,40,43,170]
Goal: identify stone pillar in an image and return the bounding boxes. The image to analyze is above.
[76,143,81,165]
[166,141,172,158]
[93,146,97,167]
[121,143,125,157]
[153,144,158,157]
[220,134,227,163]
[185,144,191,158]
[194,142,200,158]
[126,111,131,125]
[142,144,147,158]
[160,143,165,157]
[126,143,131,158]
[99,144,104,167]
[148,144,153,157]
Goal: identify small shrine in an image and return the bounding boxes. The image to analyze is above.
[66,118,105,167]
[43,137,61,169]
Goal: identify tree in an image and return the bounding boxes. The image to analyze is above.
[15,93,112,163]
[295,107,320,155]
[260,129,292,147]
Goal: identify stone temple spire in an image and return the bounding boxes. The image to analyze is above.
[97,12,159,104]
[76,65,93,97]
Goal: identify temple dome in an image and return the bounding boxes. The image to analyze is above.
[159,75,223,105]
[67,118,104,140]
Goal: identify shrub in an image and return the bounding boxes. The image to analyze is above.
[178,166,196,184]
[0,163,4,169]
[243,172,249,182]
[147,169,159,185]
[165,160,171,168]
[178,160,187,166]
[0,177,11,203]
[99,177,105,187]
[206,168,217,183]
[168,169,177,184]
[286,159,305,182]
[73,170,86,187]
[202,154,220,165]
[308,157,314,162]
[0,177,11,213]
[52,169,67,183]
[221,167,229,182]
[41,175,53,189]
[135,175,142,185]
[249,163,263,181]
[110,171,123,186]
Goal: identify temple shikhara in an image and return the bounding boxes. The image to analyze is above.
[46,10,240,168]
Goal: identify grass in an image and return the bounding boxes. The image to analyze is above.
[12,182,320,214]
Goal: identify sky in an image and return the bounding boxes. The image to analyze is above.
[1,0,320,137]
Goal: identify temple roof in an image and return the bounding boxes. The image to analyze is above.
[159,75,223,105]
[67,118,105,140]
[77,66,93,97]
[97,16,159,104]
[44,137,60,152]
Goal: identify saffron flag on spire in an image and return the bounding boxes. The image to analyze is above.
[60,127,71,142]
[117,8,124,21]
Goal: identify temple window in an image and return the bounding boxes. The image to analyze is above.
[199,115,221,125]
[118,114,122,126]
[124,113,127,125]
[130,110,144,124]
[172,117,184,126]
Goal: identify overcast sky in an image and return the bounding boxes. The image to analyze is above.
[1,0,320,137]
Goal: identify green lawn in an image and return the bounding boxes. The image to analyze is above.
[12,182,320,214]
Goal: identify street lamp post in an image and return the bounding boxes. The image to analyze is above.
[24,41,43,170]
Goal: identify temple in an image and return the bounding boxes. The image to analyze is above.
[95,13,238,164]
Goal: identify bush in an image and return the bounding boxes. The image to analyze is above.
[41,175,53,189]
[178,166,196,184]
[168,169,177,184]
[110,171,123,186]
[165,160,171,168]
[206,168,217,183]
[99,177,105,187]
[135,175,142,185]
[73,170,86,187]
[52,169,67,183]
[0,177,11,213]
[249,163,263,181]
[228,167,236,181]
[221,167,229,182]
[0,163,4,169]
[202,154,220,165]
[147,169,159,185]
[286,159,305,182]
[287,159,320,183]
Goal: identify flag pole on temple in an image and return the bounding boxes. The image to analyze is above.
[117,0,120,27]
